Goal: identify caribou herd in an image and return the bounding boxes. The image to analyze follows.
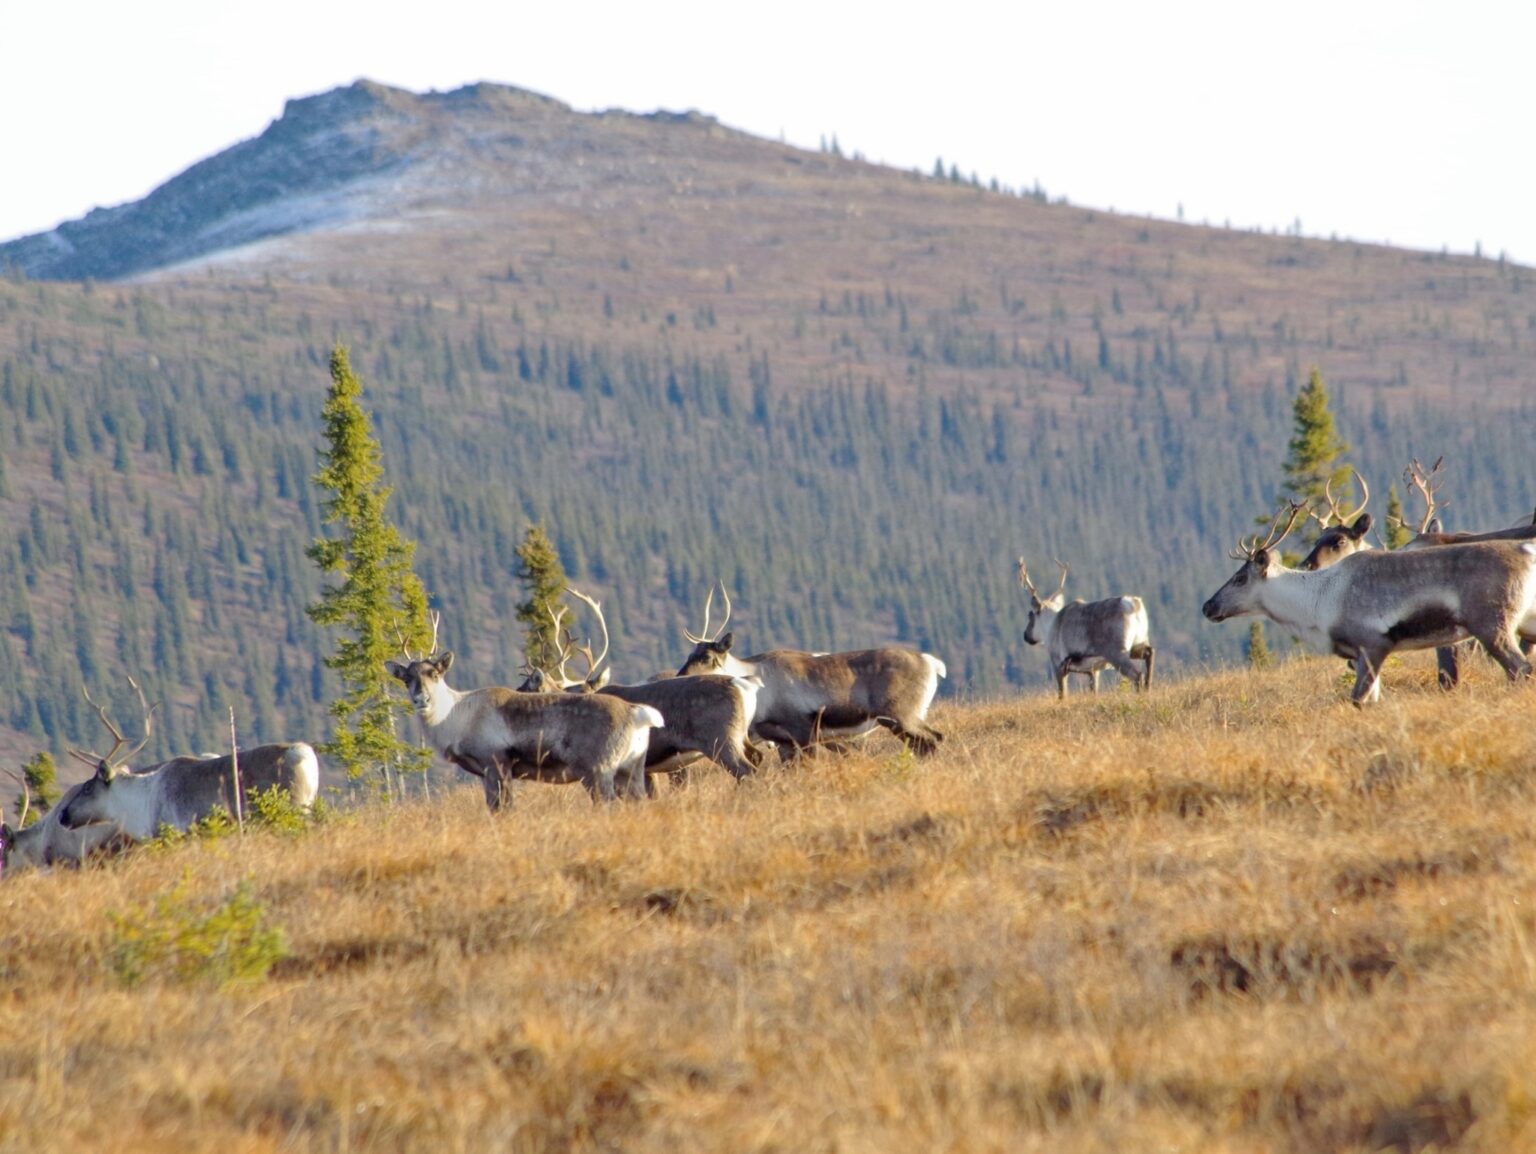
[3,456,1533,874]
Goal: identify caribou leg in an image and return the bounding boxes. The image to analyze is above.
[480,755,514,812]
[1478,631,1534,682]
[714,740,759,781]
[1051,663,1069,699]
[584,766,620,803]
[1350,648,1388,706]
[878,716,944,757]
[1435,643,1463,690]
[1107,653,1145,691]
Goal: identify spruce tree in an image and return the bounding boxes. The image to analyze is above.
[1277,367,1354,547]
[515,524,568,673]
[1383,484,1414,548]
[17,750,59,826]
[306,345,434,793]
[1245,622,1272,669]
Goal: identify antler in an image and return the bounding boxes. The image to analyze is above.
[682,581,732,645]
[1016,556,1038,598]
[1402,456,1446,535]
[67,677,155,773]
[548,587,610,687]
[1019,559,1069,605]
[395,609,442,661]
[1310,467,1369,528]
[1231,501,1308,561]
[1,768,31,829]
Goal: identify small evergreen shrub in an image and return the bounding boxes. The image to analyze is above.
[108,873,287,987]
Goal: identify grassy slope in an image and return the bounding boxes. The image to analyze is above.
[3,652,1534,1152]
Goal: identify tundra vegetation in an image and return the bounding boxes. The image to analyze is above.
[2,654,1533,1152]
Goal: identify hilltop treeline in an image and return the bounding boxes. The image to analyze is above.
[0,263,1530,769]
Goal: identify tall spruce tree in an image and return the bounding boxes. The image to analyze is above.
[1279,367,1354,546]
[306,345,433,793]
[1245,367,1356,658]
[515,524,568,673]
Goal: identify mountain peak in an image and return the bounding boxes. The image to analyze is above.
[0,79,595,282]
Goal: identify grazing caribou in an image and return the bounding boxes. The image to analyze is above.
[1296,459,1536,687]
[386,614,663,809]
[1202,502,1536,704]
[674,584,945,758]
[59,746,320,841]
[517,589,762,790]
[2,778,131,874]
[1017,557,1153,698]
[44,677,320,843]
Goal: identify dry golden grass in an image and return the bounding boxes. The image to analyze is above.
[4,653,1536,1152]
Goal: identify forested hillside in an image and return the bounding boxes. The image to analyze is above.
[0,80,1531,773]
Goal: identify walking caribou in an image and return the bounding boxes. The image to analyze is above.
[386,613,664,809]
[517,589,762,790]
[1295,459,1536,687]
[674,584,945,758]
[1018,557,1153,698]
[1202,501,1536,704]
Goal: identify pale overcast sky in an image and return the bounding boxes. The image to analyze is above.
[4,0,1533,264]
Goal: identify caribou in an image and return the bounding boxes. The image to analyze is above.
[386,613,664,809]
[1017,557,1154,698]
[1295,469,1373,572]
[1,778,131,874]
[517,589,762,790]
[1295,459,1536,687]
[60,746,320,842]
[674,584,945,758]
[52,680,320,840]
[1202,502,1536,704]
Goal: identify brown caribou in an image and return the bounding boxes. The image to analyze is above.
[386,612,664,809]
[517,588,763,789]
[674,584,945,758]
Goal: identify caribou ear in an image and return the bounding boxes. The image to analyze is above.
[1347,513,1373,540]
[714,632,734,652]
[588,669,611,691]
[1251,548,1270,570]
[435,650,454,674]
[385,661,409,681]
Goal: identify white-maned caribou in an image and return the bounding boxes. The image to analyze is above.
[1295,459,1536,687]
[59,746,320,841]
[386,614,664,810]
[1202,501,1536,704]
[51,679,319,841]
[673,584,945,758]
[1018,557,1153,698]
